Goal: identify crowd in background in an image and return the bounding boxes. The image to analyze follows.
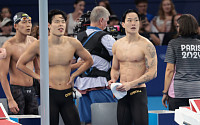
[0,0,200,48]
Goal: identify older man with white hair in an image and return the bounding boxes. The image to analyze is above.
[74,6,117,125]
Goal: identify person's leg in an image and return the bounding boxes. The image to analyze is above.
[9,85,25,115]
[49,88,60,125]
[24,86,38,114]
[129,88,148,125]
[117,95,131,125]
[168,97,190,111]
[59,88,81,125]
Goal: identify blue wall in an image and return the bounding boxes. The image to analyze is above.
[0,0,200,25]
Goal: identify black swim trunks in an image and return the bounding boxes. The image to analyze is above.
[50,88,80,125]
[117,87,148,125]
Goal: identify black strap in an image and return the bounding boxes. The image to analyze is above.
[80,67,111,81]
[77,31,112,62]
[82,31,100,47]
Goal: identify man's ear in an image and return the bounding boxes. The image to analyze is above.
[14,24,17,30]
[99,18,104,25]
[121,22,125,28]
[48,23,50,30]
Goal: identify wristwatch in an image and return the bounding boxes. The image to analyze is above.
[162,91,168,95]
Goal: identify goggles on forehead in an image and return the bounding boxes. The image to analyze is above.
[21,16,32,20]
[14,16,32,24]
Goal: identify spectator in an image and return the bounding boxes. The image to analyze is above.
[1,7,12,19]
[151,0,177,44]
[30,25,50,39]
[108,14,119,27]
[99,0,114,15]
[139,14,160,45]
[162,14,181,45]
[135,0,154,22]
[30,25,39,39]
[0,15,3,22]
[162,14,200,111]
[66,0,85,36]
[0,18,15,47]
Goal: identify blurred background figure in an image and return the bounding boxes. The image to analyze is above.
[31,25,50,39]
[0,17,15,47]
[162,14,182,45]
[1,7,12,19]
[135,0,154,22]
[30,25,40,39]
[0,15,3,23]
[98,0,114,15]
[108,14,119,27]
[66,0,85,36]
[139,15,160,45]
[151,0,177,45]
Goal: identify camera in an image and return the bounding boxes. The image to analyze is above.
[73,11,124,38]
[73,11,91,34]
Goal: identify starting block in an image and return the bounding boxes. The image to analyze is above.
[9,115,40,125]
[0,103,21,125]
[175,99,200,125]
[148,110,178,125]
[189,98,200,114]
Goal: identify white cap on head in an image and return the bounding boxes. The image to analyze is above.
[0,18,12,28]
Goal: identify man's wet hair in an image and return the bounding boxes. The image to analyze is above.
[121,9,139,22]
[48,9,67,24]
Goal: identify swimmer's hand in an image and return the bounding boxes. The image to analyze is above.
[116,82,131,91]
[8,99,19,114]
[108,79,115,87]
[67,75,75,87]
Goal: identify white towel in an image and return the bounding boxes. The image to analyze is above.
[111,83,127,99]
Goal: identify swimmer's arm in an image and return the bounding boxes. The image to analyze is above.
[110,43,120,83]
[71,59,84,71]
[70,39,93,79]
[130,42,157,87]
[0,44,14,101]
[16,41,40,80]
[33,57,40,75]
